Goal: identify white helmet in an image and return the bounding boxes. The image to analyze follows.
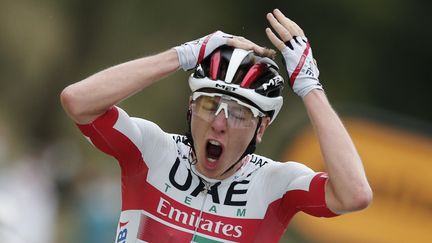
[188,45,284,124]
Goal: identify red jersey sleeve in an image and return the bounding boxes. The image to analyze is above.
[282,172,338,217]
[77,106,123,158]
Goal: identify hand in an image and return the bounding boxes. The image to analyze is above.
[265,9,323,97]
[174,30,276,71]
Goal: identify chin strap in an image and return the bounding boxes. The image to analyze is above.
[184,109,196,156]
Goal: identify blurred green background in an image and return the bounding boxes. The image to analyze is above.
[0,0,431,242]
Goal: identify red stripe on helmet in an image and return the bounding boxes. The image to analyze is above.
[210,49,221,80]
[197,32,216,65]
[240,63,266,88]
[289,41,310,87]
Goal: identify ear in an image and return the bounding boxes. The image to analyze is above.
[187,96,193,121]
[188,96,192,107]
[255,117,270,144]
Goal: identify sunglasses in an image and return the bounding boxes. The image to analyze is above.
[191,92,265,128]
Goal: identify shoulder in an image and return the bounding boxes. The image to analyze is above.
[248,154,313,174]
[246,154,315,186]
[129,116,162,132]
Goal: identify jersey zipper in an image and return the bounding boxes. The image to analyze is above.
[191,180,211,242]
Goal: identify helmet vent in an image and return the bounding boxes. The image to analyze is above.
[240,63,266,88]
[209,50,221,80]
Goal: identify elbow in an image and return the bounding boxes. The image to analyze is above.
[60,85,86,121]
[353,187,373,211]
[344,185,373,212]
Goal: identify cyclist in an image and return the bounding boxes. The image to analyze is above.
[61,9,372,243]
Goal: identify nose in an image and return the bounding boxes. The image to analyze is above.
[211,111,228,134]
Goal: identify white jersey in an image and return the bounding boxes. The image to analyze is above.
[77,106,337,243]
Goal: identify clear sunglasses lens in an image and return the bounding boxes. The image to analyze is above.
[192,95,258,128]
[193,96,218,118]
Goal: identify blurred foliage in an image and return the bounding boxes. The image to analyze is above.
[1,0,431,151]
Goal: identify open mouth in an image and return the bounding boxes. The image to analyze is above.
[206,140,223,162]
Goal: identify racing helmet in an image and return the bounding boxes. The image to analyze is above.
[188,45,284,124]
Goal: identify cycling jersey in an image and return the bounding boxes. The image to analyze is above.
[77,106,337,243]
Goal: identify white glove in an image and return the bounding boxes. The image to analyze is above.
[281,36,323,97]
[174,31,233,71]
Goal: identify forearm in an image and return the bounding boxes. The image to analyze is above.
[303,90,372,213]
[264,8,372,213]
[61,49,180,124]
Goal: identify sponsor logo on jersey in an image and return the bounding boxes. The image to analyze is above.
[156,197,243,238]
[249,154,269,167]
[169,158,249,206]
[117,229,128,243]
[116,221,129,243]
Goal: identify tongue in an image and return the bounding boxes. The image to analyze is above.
[207,143,222,160]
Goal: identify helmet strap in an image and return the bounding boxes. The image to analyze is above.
[184,109,196,156]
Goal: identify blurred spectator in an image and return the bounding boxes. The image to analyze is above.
[0,150,58,243]
[73,167,121,243]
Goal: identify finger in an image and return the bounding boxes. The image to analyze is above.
[242,39,277,58]
[226,37,257,53]
[273,9,303,37]
[266,13,292,42]
[228,36,256,49]
[242,38,264,53]
[265,27,286,51]
[226,37,276,58]
[290,20,305,37]
[226,37,248,48]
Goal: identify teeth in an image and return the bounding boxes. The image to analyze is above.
[209,140,221,146]
[207,158,216,162]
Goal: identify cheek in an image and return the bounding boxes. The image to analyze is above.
[228,129,255,151]
[191,118,206,148]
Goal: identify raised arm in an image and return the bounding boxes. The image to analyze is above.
[265,9,372,214]
[60,49,179,124]
[61,31,274,124]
